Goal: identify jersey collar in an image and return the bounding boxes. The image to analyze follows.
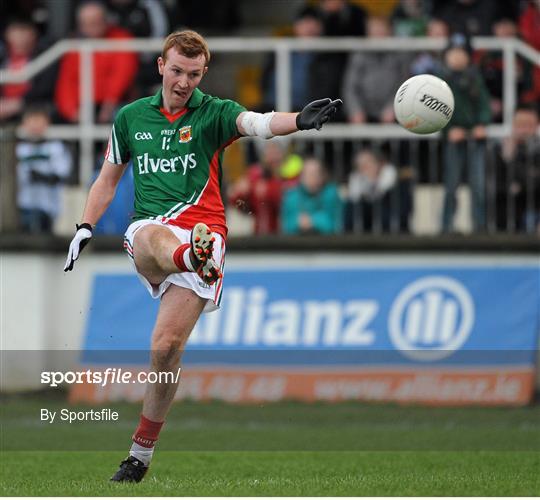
[150,87,205,109]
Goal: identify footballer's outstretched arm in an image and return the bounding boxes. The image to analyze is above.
[236,98,343,138]
[80,159,128,226]
[64,160,127,271]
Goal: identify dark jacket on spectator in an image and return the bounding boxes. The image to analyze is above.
[433,0,519,36]
[438,66,492,129]
[106,0,168,38]
[494,136,540,231]
[308,2,366,120]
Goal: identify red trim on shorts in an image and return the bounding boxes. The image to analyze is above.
[214,238,226,303]
[123,242,133,257]
[123,236,134,257]
[159,107,188,123]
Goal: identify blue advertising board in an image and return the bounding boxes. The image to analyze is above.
[76,259,540,405]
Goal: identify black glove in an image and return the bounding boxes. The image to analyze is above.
[296,98,343,131]
[64,223,93,272]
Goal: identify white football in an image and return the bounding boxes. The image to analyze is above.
[394,74,454,134]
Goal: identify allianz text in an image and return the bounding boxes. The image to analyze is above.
[190,287,378,347]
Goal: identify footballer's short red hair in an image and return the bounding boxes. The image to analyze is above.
[161,30,210,65]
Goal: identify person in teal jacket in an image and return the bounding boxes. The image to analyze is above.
[281,156,343,234]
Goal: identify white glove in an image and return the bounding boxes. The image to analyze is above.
[64,223,93,272]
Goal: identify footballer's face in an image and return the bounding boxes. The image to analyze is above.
[158,48,207,112]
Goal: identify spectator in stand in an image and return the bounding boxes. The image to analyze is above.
[345,149,411,233]
[476,19,526,123]
[281,156,343,235]
[391,0,428,37]
[54,1,138,123]
[106,0,168,38]
[106,0,169,93]
[308,0,366,121]
[0,20,36,122]
[432,0,520,37]
[439,33,492,233]
[519,1,540,111]
[494,105,540,233]
[16,107,72,233]
[343,16,410,124]
[229,140,292,235]
[261,6,323,112]
[0,19,57,122]
[318,0,366,37]
[0,1,51,37]
[410,18,449,76]
[520,0,540,49]
[168,0,240,34]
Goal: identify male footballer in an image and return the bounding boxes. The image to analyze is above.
[64,30,341,482]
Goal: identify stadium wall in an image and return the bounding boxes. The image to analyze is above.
[1,252,539,404]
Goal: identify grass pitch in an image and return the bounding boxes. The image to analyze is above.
[2,450,539,496]
[1,395,539,496]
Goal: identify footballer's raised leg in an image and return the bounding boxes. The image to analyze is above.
[132,222,222,287]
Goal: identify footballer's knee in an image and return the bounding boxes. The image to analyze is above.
[151,337,183,371]
[151,327,191,370]
[133,225,179,282]
[134,225,176,261]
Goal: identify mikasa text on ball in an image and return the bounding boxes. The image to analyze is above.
[394,74,454,134]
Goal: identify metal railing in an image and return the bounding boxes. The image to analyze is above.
[1,36,539,189]
[288,135,540,235]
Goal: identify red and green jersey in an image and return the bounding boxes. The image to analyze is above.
[105,87,246,237]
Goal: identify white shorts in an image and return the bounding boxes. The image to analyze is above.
[123,218,225,313]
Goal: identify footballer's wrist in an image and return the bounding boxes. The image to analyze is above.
[76,222,94,232]
[295,111,310,131]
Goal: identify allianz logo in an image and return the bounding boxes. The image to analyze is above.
[389,276,474,361]
[190,287,378,347]
[136,152,197,174]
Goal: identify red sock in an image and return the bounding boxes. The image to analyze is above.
[132,414,164,448]
[172,243,192,272]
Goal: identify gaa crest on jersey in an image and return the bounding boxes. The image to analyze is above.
[179,126,192,143]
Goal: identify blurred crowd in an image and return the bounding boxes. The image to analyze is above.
[1,0,539,236]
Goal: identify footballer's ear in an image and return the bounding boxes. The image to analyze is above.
[203,66,208,77]
[157,56,164,75]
